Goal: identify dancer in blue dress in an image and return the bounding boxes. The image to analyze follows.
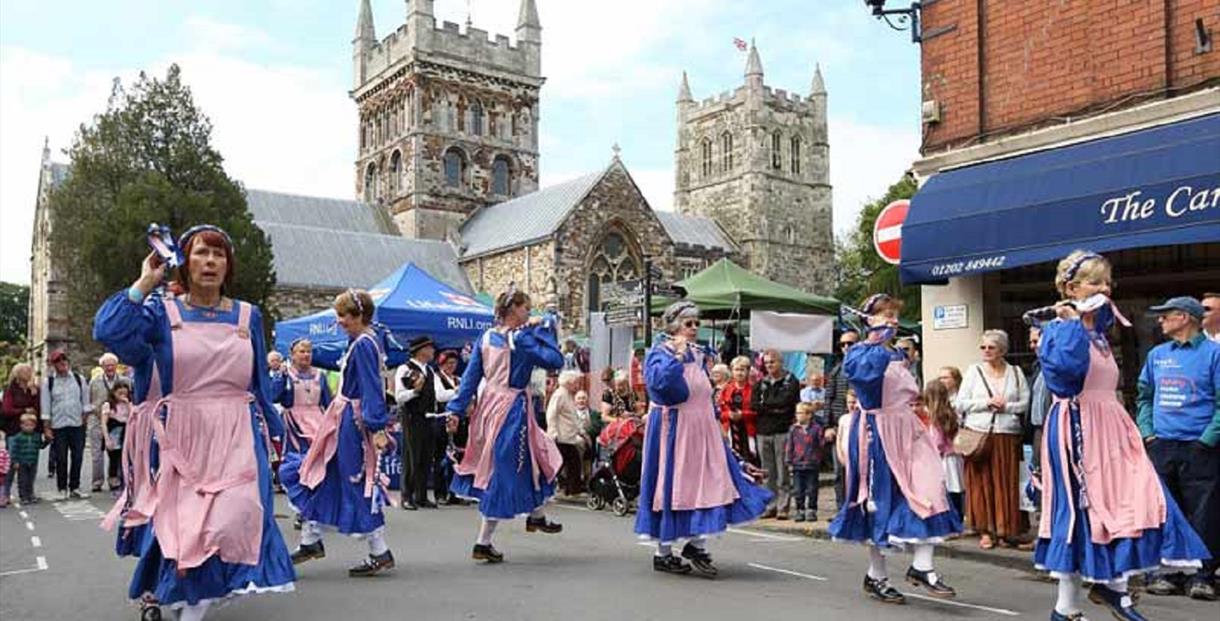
[272,337,331,531]
[445,285,565,563]
[1032,251,1208,621]
[95,225,294,621]
[635,301,771,576]
[828,293,962,604]
[280,289,396,577]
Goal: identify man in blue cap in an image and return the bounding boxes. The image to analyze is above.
[1138,296,1220,601]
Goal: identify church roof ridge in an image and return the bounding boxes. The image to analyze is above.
[459,167,608,258]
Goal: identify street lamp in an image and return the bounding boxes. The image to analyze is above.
[863,0,923,44]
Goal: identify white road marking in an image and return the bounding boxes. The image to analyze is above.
[748,562,828,581]
[19,511,28,519]
[899,591,1020,617]
[53,500,105,521]
[30,536,41,548]
[24,521,34,531]
[726,528,802,542]
[0,557,49,577]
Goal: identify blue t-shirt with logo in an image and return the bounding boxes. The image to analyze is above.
[1137,333,1220,446]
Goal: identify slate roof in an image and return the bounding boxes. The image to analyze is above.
[458,170,605,258]
[245,189,397,236]
[654,211,737,253]
[258,222,471,293]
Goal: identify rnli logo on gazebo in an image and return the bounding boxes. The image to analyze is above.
[873,199,909,265]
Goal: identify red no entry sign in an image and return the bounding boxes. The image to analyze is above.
[873,199,909,265]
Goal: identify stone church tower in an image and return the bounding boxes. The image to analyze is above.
[674,42,834,294]
[352,0,544,240]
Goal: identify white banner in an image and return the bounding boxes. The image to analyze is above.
[748,311,834,354]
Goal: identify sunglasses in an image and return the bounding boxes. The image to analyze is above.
[839,341,856,349]
[979,344,999,350]
[682,319,700,328]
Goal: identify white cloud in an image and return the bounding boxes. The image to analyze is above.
[0,37,355,284]
[827,115,920,236]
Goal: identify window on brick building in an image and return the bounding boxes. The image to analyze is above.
[701,138,713,177]
[492,156,511,196]
[790,136,801,174]
[471,100,484,136]
[721,132,733,172]
[389,150,402,195]
[444,148,467,188]
[771,131,782,170]
[586,231,641,313]
[364,162,379,203]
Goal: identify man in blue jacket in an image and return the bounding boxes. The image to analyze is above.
[1138,297,1220,601]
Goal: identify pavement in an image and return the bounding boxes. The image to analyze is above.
[1,472,1216,621]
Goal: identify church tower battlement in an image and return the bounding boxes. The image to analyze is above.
[674,41,833,294]
[352,0,543,241]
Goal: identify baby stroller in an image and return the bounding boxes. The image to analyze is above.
[586,415,643,516]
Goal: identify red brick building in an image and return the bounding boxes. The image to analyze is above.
[903,0,1220,399]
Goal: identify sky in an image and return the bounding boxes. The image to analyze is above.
[0,0,922,285]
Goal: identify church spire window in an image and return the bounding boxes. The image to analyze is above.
[790,135,801,174]
[771,131,782,170]
[701,138,713,178]
[444,147,467,188]
[471,100,484,136]
[721,132,733,172]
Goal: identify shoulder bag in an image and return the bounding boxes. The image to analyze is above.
[954,366,996,461]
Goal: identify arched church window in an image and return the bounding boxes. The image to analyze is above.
[471,100,484,136]
[701,139,713,178]
[784,223,797,244]
[492,156,511,196]
[389,150,402,195]
[443,148,467,188]
[721,132,733,172]
[771,131,782,170]
[790,135,801,174]
[364,162,379,203]
[586,230,642,313]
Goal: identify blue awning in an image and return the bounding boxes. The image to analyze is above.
[901,112,1220,285]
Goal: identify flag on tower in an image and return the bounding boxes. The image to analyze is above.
[733,37,748,51]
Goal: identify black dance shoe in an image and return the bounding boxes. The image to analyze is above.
[1049,611,1089,621]
[419,498,438,509]
[1087,584,1147,621]
[680,543,718,577]
[863,575,906,604]
[401,499,419,511]
[472,544,504,563]
[525,516,563,534]
[138,602,162,621]
[290,541,325,565]
[905,566,956,598]
[653,554,692,575]
[348,550,395,577]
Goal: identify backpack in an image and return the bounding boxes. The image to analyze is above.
[47,371,85,395]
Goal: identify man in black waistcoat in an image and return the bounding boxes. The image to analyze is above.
[395,336,455,510]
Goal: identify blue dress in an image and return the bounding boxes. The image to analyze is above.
[93,291,294,608]
[446,324,563,519]
[279,335,388,535]
[634,343,772,543]
[1033,318,1208,580]
[828,340,962,547]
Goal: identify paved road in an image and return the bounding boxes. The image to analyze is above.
[1,485,1214,621]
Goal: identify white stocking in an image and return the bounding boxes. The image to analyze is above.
[365,526,388,556]
[1055,575,1082,616]
[177,601,211,621]
[867,545,888,581]
[528,507,545,520]
[300,520,323,546]
[656,542,673,557]
[477,517,499,545]
[912,544,935,571]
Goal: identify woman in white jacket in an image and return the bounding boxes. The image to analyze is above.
[955,330,1030,550]
[547,371,588,495]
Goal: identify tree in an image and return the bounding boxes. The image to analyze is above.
[0,282,29,344]
[49,65,277,348]
[834,174,921,321]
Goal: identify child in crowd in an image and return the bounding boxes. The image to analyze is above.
[923,380,964,516]
[7,413,49,504]
[785,402,824,522]
[0,431,9,507]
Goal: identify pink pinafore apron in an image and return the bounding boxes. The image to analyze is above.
[649,348,738,512]
[842,358,950,519]
[457,330,562,492]
[284,368,325,453]
[1038,342,1166,544]
[134,301,265,570]
[297,333,387,504]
